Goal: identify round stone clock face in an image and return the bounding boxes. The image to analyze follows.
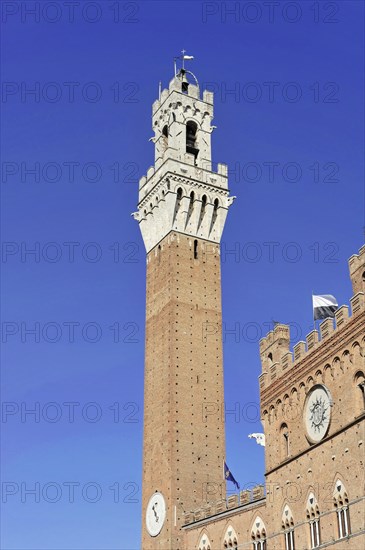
[146,492,166,537]
[304,385,332,443]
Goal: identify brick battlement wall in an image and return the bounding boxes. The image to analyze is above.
[182,485,265,526]
[259,291,364,395]
[259,244,365,398]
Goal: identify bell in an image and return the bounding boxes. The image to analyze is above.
[179,69,190,93]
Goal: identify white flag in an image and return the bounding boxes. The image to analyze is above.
[312,294,338,321]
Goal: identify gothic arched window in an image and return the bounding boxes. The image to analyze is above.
[198,533,211,550]
[306,492,320,548]
[223,525,238,549]
[282,505,295,550]
[251,516,267,550]
[333,480,351,539]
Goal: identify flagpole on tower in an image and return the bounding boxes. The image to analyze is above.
[174,50,194,75]
[181,49,186,70]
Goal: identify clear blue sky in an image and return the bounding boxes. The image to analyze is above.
[1,1,364,548]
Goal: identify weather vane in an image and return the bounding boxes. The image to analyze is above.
[174,49,194,76]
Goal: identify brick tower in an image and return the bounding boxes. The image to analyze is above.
[133,62,235,549]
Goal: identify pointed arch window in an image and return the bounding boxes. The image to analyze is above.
[282,505,295,550]
[251,516,267,550]
[333,480,351,539]
[223,525,238,549]
[198,533,211,550]
[306,492,320,548]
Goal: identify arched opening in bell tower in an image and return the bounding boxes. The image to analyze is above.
[161,124,169,154]
[186,121,199,160]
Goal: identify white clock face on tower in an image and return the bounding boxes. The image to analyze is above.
[304,385,332,443]
[146,492,166,537]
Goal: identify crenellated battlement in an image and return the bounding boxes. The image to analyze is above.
[259,245,365,392]
[259,323,290,374]
[259,291,364,392]
[152,75,213,115]
[182,485,265,526]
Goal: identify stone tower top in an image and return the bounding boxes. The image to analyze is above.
[151,68,214,171]
[259,323,291,374]
[133,62,236,253]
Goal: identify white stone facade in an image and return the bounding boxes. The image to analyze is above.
[134,70,236,253]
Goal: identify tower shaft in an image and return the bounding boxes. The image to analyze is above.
[142,233,225,549]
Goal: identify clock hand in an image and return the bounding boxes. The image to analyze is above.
[152,503,159,522]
